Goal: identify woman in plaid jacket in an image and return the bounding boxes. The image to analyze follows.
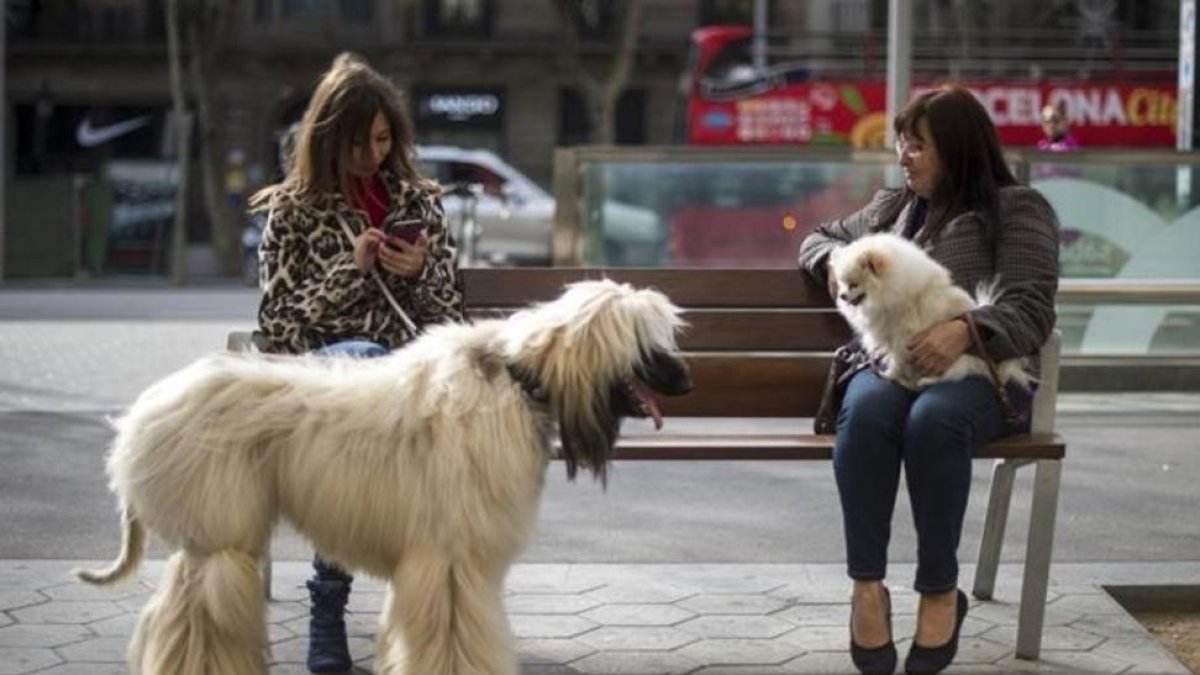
[799,87,1059,675]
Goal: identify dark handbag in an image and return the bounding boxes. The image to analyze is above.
[813,338,869,434]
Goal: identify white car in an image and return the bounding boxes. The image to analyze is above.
[415,145,663,266]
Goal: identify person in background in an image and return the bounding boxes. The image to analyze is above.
[798,86,1060,675]
[251,51,464,673]
[1038,101,1080,152]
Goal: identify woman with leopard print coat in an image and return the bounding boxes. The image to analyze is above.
[250,52,464,674]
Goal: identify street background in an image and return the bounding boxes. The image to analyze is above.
[2,286,1197,567]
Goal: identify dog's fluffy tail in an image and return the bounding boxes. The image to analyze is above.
[74,504,145,585]
[973,277,1004,307]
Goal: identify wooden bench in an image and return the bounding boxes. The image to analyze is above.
[230,266,1065,660]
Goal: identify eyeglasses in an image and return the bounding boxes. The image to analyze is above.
[894,137,927,158]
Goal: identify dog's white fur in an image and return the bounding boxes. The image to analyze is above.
[829,233,1030,390]
[77,279,686,675]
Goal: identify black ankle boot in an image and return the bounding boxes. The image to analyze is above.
[905,589,968,675]
[306,576,352,673]
[850,586,896,675]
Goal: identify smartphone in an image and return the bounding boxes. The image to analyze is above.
[384,218,424,246]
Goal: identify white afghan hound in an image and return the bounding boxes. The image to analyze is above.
[77,279,692,675]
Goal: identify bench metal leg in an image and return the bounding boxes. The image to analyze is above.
[1016,459,1062,660]
[973,459,1023,601]
[259,540,273,600]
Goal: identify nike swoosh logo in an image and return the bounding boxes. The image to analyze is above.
[76,115,152,148]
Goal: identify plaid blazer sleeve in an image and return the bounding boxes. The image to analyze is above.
[797,189,902,282]
[967,187,1061,362]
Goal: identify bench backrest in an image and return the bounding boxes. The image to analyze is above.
[463,268,850,420]
[462,267,1061,434]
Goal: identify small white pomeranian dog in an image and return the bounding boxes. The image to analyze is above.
[828,233,1031,390]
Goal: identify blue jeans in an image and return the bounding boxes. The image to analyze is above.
[834,369,1030,594]
[308,339,388,583]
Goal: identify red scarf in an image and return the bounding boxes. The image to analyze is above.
[351,174,391,229]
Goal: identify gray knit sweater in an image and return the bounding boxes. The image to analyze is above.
[797,186,1060,366]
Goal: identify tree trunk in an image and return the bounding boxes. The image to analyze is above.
[555,0,643,145]
[186,16,238,275]
[165,0,190,285]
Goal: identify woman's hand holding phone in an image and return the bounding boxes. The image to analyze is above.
[378,221,428,279]
[353,228,387,273]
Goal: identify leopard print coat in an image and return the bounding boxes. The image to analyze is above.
[255,171,465,354]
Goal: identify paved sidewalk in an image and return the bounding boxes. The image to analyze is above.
[1,560,1194,674]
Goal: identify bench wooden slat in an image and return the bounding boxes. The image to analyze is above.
[463,268,831,308]
[665,355,831,417]
[611,433,1065,461]
[680,311,851,351]
[466,308,851,351]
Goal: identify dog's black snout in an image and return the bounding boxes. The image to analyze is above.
[638,350,692,396]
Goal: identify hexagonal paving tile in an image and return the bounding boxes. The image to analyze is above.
[506,568,605,595]
[992,650,1131,674]
[678,594,787,615]
[86,612,136,637]
[39,582,142,603]
[666,570,787,595]
[0,624,92,648]
[767,584,852,604]
[1047,592,1128,615]
[0,613,11,630]
[505,594,602,614]
[677,638,805,665]
[584,584,696,604]
[981,624,1105,652]
[571,650,701,675]
[346,591,385,614]
[772,603,849,627]
[775,624,846,651]
[782,650,862,674]
[0,590,46,612]
[577,626,695,652]
[510,614,599,639]
[1072,613,1149,640]
[266,600,309,624]
[1090,635,1181,664]
[11,600,124,625]
[968,600,1081,628]
[267,620,294,644]
[518,637,596,665]
[677,615,795,640]
[953,636,1013,664]
[523,665,584,675]
[691,662,801,667]
[0,647,61,675]
[580,603,695,627]
[57,636,128,663]
[20,664,126,675]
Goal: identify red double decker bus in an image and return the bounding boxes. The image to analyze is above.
[667,25,1178,267]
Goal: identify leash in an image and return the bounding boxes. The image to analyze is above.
[333,213,422,336]
[962,314,1021,426]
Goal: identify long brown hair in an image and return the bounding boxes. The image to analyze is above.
[876,86,1018,242]
[253,52,426,206]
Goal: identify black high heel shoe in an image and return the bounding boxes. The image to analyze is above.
[905,589,968,675]
[850,586,897,675]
